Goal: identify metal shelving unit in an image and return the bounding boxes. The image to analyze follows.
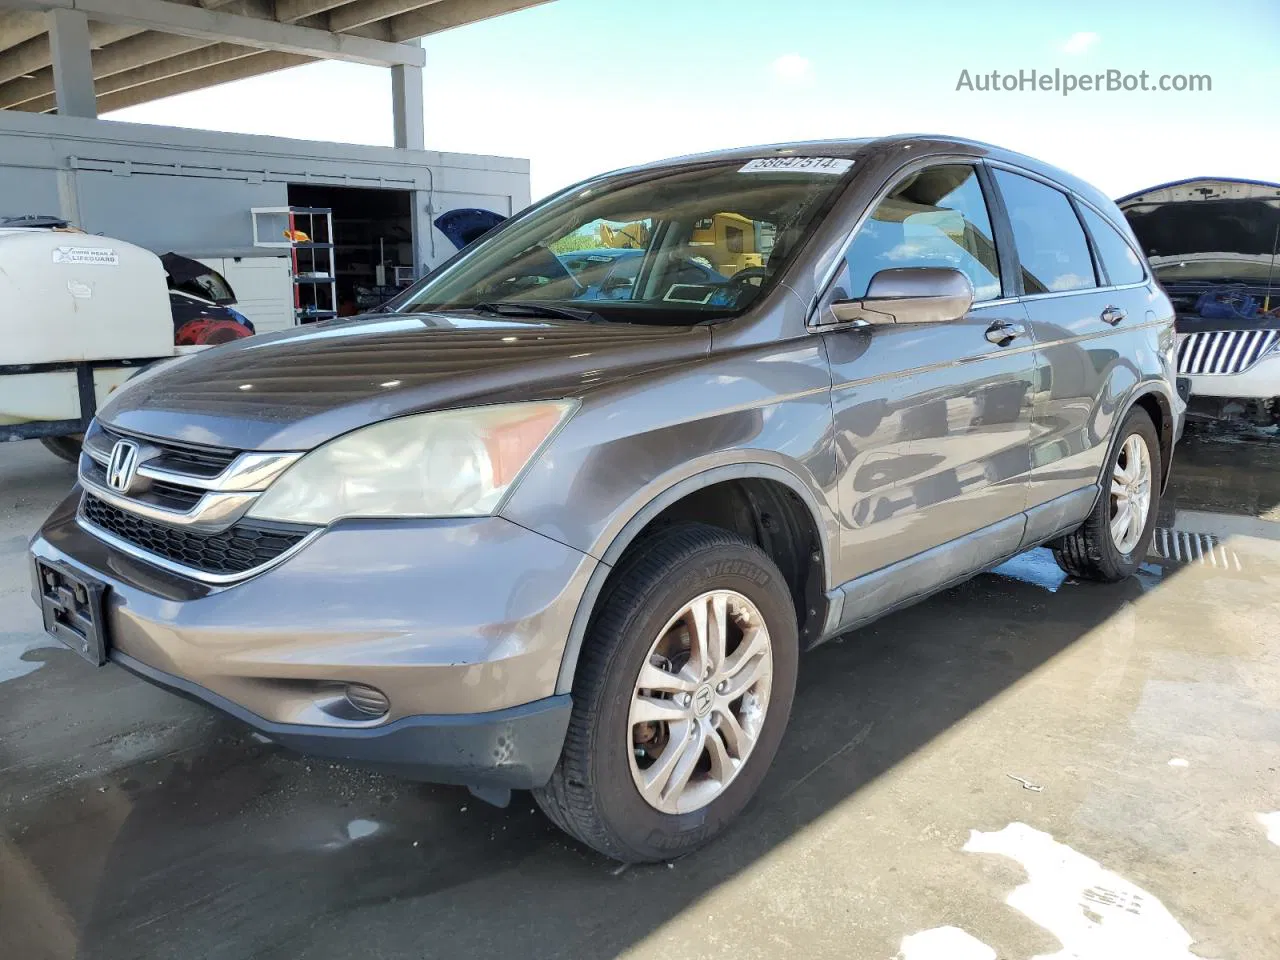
[252,206,338,324]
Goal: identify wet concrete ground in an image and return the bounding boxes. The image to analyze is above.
[1,430,1278,959]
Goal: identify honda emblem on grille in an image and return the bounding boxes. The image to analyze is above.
[105,439,141,493]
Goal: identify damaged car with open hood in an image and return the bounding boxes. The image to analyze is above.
[1119,177,1280,423]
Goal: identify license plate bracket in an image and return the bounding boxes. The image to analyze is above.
[36,559,108,666]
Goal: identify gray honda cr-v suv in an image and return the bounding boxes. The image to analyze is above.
[31,135,1185,862]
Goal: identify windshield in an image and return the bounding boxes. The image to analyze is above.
[391,159,855,323]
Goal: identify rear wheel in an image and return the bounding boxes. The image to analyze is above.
[535,523,798,862]
[1053,407,1161,582]
[40,435,83,464]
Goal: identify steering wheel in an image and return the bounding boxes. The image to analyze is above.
[723,267,772,299]
[520,243,586,297]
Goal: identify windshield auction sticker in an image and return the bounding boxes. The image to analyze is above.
[52,246,119,265]
[738,157,854,174]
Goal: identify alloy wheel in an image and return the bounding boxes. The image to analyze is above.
[1110,433,1153,554]
[627,590,773,815]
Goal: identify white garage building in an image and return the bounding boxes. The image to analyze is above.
[0,0,542,332]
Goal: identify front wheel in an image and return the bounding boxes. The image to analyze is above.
[535,523,798,862]
[1053,407,1162,582]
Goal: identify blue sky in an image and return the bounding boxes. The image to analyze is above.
[110,0,1278,200]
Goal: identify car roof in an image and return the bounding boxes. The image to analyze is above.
[612,134,1122,216]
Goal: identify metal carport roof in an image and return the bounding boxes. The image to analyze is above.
[0,1,549,114]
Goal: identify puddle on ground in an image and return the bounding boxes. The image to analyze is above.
[1257,812,1280,847]
[897,926,995,960]
[963,822,1201,959]
[346,818,381,841]
[1185,421,1280,445]
[0,631,60,683]
[898,823,1209,959]
[991,548,1068,592]
[991,503,1276,592]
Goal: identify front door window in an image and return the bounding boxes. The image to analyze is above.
[841,164,1003,302]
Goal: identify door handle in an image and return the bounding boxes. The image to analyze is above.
[1101,305,1127,325]
[985,320,1026,346]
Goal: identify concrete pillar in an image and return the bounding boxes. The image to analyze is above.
[47,8,97,119]
[411,188,437,278]
[391,63,424,151]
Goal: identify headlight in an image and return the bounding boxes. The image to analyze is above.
[246,401,575,525]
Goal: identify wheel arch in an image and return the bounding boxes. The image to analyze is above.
[555,461,834,695]
[1125,384,1175,494]
[1084,383,1175,523]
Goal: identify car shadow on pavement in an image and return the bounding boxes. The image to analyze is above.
[1,561,1152,960]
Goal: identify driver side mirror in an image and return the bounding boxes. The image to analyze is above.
[829,267,974,326]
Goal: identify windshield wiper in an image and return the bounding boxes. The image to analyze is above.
[469,301,609,324]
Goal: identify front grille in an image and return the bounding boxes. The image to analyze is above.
[1177,329,1278,375]
[81,494,309,577]
[81,456,204,511]
[96,424,238,477]
[146,479,205,510]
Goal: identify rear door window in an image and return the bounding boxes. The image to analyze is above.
[843,164,1002,301]
[993,169,1098,294]
[1078,204,1146,286]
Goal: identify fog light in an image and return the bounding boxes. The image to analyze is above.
[344,683,390,717]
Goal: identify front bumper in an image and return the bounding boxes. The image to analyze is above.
[1182,353,1280,400]
[30,489,596,789]
[114,650,571,788]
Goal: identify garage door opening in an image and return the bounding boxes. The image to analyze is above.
[287,184,414,317]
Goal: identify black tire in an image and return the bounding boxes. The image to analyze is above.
[40,435,83,464]
[535,523,798,862]
[1053,407,1162,582]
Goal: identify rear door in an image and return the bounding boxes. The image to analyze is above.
[821,162,1037,587]
[990,167,1151,540]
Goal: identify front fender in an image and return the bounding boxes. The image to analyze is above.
[498,331,840,694]
[595,452,836,565]
[541,457,836,696]
[500,337,839,563]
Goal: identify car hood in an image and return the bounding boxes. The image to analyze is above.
[1119,178,1280,332]
[1118,177,1280,283]
[99,311,711,451]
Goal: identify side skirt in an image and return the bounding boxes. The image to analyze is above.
[814,488,1096,645]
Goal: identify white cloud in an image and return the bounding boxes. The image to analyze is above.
[1061,31,1101,55]
[771,54,815,86]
